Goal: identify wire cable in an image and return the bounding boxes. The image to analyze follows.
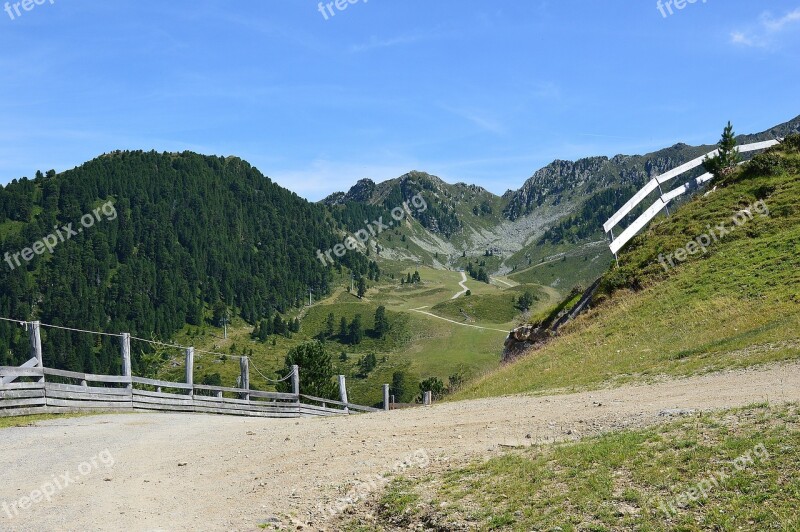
[2,315,292,383]
[130,336,251,360]
[250,360,294,384]
[39,322,122,338]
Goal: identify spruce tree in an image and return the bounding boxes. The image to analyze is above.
[704,121,741,180]
[276,341,337,399]
[348,315,364,345]
[373,305,389,338]
[325,312,335,337]
[357,277,367,298]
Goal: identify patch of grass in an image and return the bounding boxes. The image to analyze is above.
[378,478,421,523]
[340,404,800,531]
[509,240,613,296]
[0,219,25,240]
[430,284,550,325]
[0,412,94,429]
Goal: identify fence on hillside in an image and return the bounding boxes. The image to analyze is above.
[0,319,390,418]
[604,139,781,258]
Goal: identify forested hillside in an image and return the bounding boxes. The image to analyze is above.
[0,151,372,374]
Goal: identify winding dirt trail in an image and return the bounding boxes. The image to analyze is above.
[451,271,469,299]
[409,306,510,333]
[1,361,799,531]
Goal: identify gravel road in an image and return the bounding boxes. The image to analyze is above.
[1,361,798,531]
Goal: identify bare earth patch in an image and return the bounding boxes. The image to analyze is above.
[1,361,799,531]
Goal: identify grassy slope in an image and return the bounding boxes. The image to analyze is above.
[452,144,800,400]
[508,239,613,295]
[340,403,800,531]
[156,265,550,406]
[430,284,551,325]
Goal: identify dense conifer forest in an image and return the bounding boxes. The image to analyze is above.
[0,151,375,374]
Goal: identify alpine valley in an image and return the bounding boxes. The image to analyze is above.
[1,115,797,405]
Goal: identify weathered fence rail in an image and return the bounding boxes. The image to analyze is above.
[604,139,781,257]
[0,320,389,419]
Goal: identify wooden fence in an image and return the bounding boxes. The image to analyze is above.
[0,321,388,419]
[604,139,781,257]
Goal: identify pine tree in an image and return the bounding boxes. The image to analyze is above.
[325,312,335,337]
[258,319,270,341]
[276,341,337,399]
[357,352,377,377]
[704,121,741,180]
[418,376,446,402]
[348,315,364,345]
[390,371,412,403]
[517,290,535,311]
[373,305,389,338]
[357,277,367,298]
[273,314,286,335]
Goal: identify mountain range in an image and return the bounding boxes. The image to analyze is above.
[0,115,797,374]
[323,115,800,273]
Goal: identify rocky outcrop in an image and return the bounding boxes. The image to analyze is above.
[502,324,551,362]
[322,178,377,206]
[502,278,603,363]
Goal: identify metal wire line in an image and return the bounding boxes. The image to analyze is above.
[2,315,295,384]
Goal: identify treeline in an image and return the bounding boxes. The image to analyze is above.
[0,151,377,374]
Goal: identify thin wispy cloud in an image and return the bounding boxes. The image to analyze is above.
[730,31,758,47]
[761,8,800,31]
[731,7,800,49]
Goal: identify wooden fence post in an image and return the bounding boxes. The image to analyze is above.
[240,356,250,401]
[29,321,44,383]
[291,364,300,402]
[185,347,194,396]
[338,375,349,414]
[121,333,132,389]
[383,384,390,412]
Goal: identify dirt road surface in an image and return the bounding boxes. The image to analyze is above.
[1,361,798,531]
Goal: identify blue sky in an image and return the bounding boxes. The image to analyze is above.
[1,1,798,200]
